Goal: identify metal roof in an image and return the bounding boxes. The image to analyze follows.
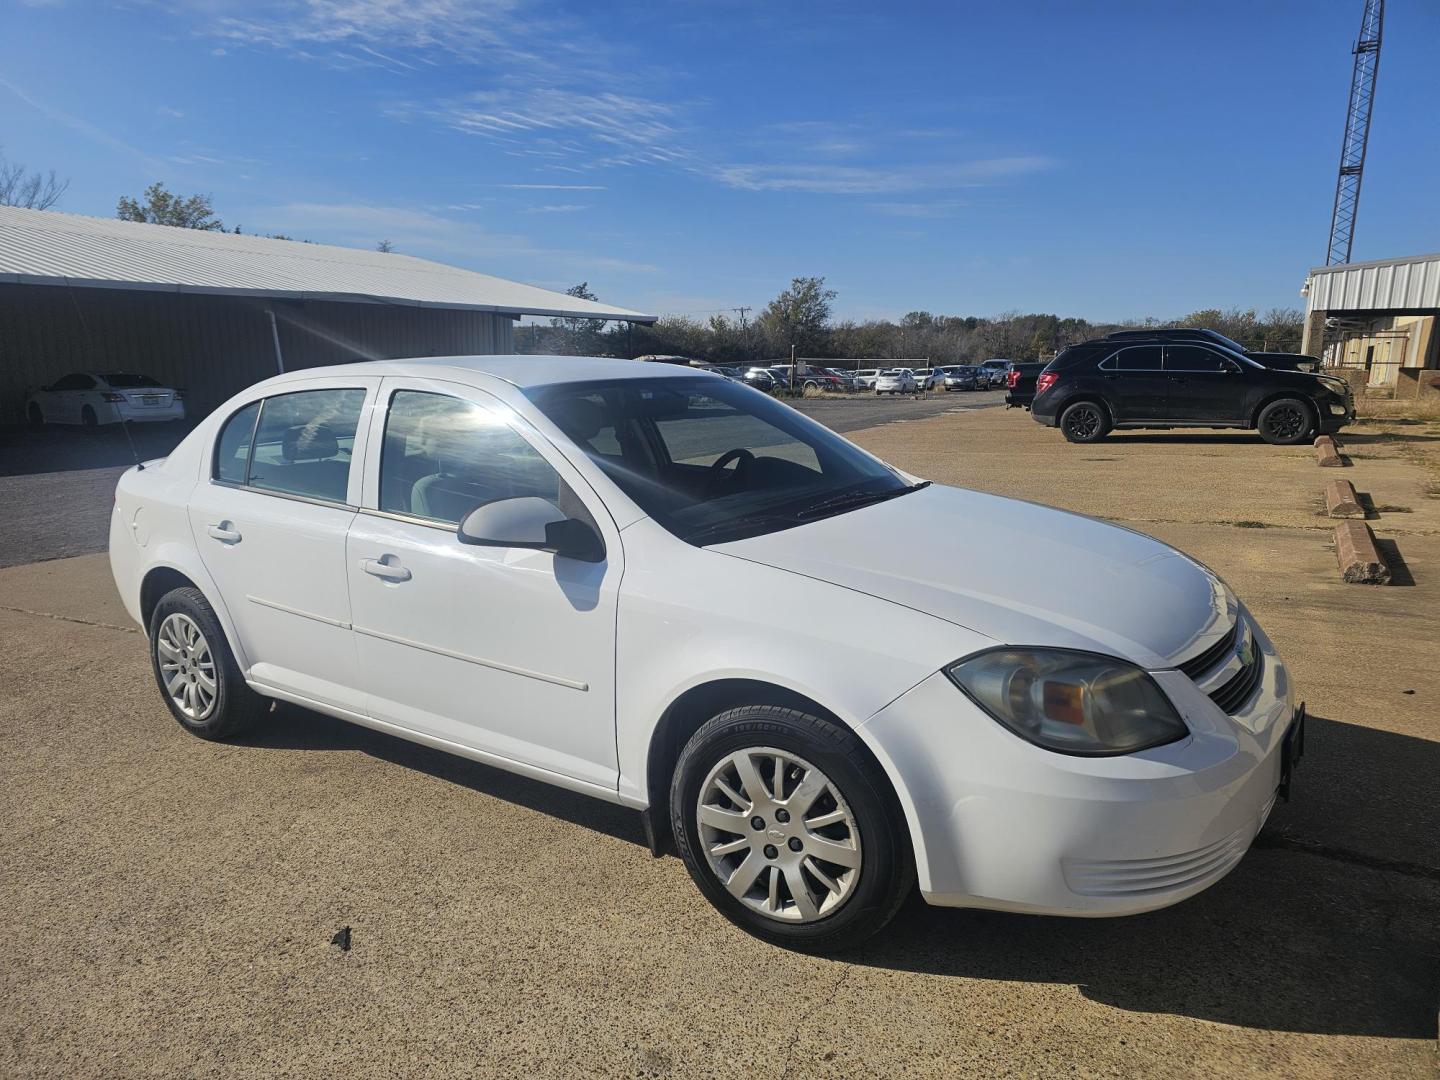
[0,205,656,323]
[1303,251,1440,312]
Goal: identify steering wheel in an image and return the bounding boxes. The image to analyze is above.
[707,447,755,491]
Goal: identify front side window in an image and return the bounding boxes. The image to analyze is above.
[244,388,365,503]
[379,390,565,526]
[1165,345,1233,372]
[528,377,916,546]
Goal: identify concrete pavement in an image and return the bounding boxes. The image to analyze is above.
[1,406,1436,1078]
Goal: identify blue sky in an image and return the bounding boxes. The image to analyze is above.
[3,1,1437,323]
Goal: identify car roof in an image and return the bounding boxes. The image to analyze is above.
[260,354,713,390]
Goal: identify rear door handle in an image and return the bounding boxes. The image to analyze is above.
[360,557,412,582]
[206,523,242,543]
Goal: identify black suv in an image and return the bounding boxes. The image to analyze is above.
[1031,329,1354,444]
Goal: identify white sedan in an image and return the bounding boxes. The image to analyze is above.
[874,369,918,395]
[27,371,187,426]
[109,355,1301,950]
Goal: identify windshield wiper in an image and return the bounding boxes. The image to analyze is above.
[684,512,805,546]
[794,481,929,520]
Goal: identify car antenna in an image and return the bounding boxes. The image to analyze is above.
[64,284,146,470]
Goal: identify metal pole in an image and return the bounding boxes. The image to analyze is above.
[267,307,286,374]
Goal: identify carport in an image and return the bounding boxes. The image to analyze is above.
[0,205,655,425]
[1300,252,1440,396]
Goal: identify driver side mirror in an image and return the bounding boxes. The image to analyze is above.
[457,497,605,563]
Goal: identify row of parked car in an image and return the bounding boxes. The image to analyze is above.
[686,360,1018,395]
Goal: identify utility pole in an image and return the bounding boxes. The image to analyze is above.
[790,343,798,397]
[1326,0,1384,266]
[733,306,751,365]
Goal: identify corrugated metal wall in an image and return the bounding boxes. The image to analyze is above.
[1305,254,1440,312]
[0,283,515,426]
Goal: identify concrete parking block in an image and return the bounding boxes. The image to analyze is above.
[1324,479,1365,519]
[1315,436,1344,467]
[1334,520,1391,584]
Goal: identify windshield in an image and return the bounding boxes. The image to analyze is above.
[103,373,163,388]
[527,377,917,545]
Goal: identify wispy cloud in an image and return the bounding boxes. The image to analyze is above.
[522,203,587,213]
[711,157,1054,196]
[493,183,607,191]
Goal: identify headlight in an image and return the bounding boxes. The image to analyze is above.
[945,648,1189,756]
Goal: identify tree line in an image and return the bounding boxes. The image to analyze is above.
[517,276,1307,365]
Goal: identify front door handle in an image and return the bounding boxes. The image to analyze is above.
[360,557,412,582]
[206,523,242,543]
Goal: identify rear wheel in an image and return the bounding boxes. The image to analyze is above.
[149,587,269,740]
[1257,398,1313,445]
[1059,400,1110,443]
[670,705,913,952]
[81,405,98,427]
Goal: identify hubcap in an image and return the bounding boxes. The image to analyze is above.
[696,747,862,923]
[156,613,217,721]
[1066,407,1100,438]
[1267,405,1304,439]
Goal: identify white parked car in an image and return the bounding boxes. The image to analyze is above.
[27,371,186,426]
[851,369,881,390]
[110,356,1302,950]
[911,368,944,391]
[874,368,918,395]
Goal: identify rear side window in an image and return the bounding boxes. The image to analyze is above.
[220,388,366,503]
[1165,345,1232,372]
[379,390,565,526]
[1111,346,1162,371]
[213,402,260,484]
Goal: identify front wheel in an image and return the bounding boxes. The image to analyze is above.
[149,587,270,740]
[1257,398,1313,445]
[1059,400,1111,443]
[670,705,913,952]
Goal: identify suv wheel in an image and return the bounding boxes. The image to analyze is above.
[149,587,270,740]
[670,705,913,952]
[1257,398,1312,445]
[1059,400,1111,443]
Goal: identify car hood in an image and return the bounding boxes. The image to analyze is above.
[713,484,1236,670]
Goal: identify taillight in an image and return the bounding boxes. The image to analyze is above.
[1035,372,1058,396]
[1006,369,1019,388]
[102,392,125,402]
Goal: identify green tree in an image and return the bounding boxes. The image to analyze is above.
[116,182,223,230]
[758,276,837,358]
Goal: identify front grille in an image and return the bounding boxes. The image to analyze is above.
[1177,622,1237,680]
[1209,649,1263,713]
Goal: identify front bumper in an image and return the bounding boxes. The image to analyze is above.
[860,624,1294,916]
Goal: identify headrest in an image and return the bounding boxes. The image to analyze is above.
[283,423,339,462]
[549,398,605,443]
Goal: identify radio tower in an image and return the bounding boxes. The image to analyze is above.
[1325,0,1384,266]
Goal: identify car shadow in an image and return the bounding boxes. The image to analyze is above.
[0,421,195,477]
[234,702,648,848]
[236,706,1439,1039]
[845,712,1440,1039]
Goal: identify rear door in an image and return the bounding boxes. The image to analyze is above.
[1098,345,1167,420]
[345,378,623,790]
[187,377,377,711]
[1162,345,1246,423]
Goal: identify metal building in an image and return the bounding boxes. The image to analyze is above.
[0,206,654,425]
[1300,252,1440,395]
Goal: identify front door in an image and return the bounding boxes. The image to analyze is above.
[187,378,376,711]
[1101,345,1168,421]
[1162,345,1246,424]
[345,379,622,791]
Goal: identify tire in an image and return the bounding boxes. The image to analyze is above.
[670,705,914,952]
[26,403,43,427]
[1257,397,1313,445]
[1059,400,1111,443]
[81,405,98,427]
[148,587,270,740]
